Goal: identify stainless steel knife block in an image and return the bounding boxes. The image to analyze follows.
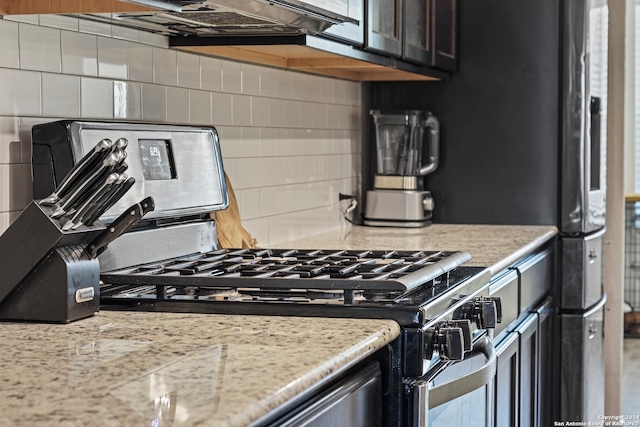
[0,201,105,323]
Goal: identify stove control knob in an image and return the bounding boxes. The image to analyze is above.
[449,319,472,352]
[425,326,465,361]
[438,327,465,361]
[454,297,502,329]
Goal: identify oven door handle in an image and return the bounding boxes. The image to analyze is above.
[428,336,496,408]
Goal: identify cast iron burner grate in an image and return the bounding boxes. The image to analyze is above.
[100,248,471,304]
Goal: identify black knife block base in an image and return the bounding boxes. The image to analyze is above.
[0,246,100,323]
[0,201,105,323]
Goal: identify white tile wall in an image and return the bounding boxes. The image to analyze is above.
[0,14,363,246]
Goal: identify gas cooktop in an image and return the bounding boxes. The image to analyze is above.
[99,248,490,326]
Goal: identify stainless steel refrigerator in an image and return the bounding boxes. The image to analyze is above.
[369,0,608,422]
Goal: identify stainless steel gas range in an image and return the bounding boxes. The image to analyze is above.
[25,121,500,427]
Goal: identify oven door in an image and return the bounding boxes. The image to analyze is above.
[407,337,496,427]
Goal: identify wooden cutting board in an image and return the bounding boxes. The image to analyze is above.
[211,172,257,248]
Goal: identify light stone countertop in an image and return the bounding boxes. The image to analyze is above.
[0,223,557,426]
[272,224,558,276]
[0,311,400,427]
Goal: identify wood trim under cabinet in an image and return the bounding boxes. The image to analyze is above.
[0,0,155,15]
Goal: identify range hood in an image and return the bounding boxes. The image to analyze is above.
[87,0,357,36]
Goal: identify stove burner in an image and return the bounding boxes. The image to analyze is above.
[100,248,472,305]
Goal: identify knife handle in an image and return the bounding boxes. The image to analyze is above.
[39,138,113,204]
[83,176,136,226]
[84,196,155,259]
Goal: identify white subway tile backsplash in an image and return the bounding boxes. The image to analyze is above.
[240,127,260,157]
[268,98,286,127]
[141,83,166,122]
[291,72,308,101]
[138,31,168,48]
[127,42,153,82]
[0,18,362,244]
[0,69,41,116]
[299,102,314,129]
[251,97,269,127]
[200,56,221,92]
[275,185,293,214]
[114,80,141,120]
[217,126,242,158]
[258,128,278,157]
[112,25,140,42]
[153,47,177,86]
[221,60,242,94]
[285,157,301,184]
[166,86,189,123]
[42,73,80,117]
[259,186,278,216]
[268,212,300,244]
[0,118,21,165]
[39,15,79,31]
[228,158,252,190]
[212,92,232,126]
[0,20,20,69]
[247,217,269,246]
[276,71,293,100]
[81,77,113,119]
[284,100,301,128]
[98,37,128,79]
[236,188,260,220]
[313,103,328,128]
[3,15,39,25]
[189,90,212,125]
[177,51,200,89]
[19,24,61,73]
[79,19,111,37]
[232,94,251,126]
[242,64,261,96]
[290,130,308,155]
[328,154,341,180]
[0,164,31,211]
[260,67,278,98]
[61,31,98,76]
[251,157,270,188]
[317,78,334,104]
[269,157,287,186]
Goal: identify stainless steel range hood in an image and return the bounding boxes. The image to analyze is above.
[87,0,357,36]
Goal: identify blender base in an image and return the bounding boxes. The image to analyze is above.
[363,189,433,228]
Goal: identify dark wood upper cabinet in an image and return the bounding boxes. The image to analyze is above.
[432,0,457,71]
[403,0,432,64]
[366,0,403,57]
[366,0,457,71]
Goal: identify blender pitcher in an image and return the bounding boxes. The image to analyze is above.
[371,109,440,181]
[365,110,440,228]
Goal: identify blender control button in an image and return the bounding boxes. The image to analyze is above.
[423,198,434,211]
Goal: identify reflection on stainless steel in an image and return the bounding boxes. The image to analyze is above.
[72,0,358,37]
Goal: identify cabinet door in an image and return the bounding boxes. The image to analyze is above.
[403,0,431,64]
[518,313,539,427]
[493,332,519,427]
[366,0,403,57]
[432,0,457,71]
[536,299,554,427]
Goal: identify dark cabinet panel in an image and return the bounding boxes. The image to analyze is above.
[432,0,457,70]
[518,314,539,427]
[366,0,457,70]
[494,332,519,427]
[367,0,403,56]
[403,0,431,64]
